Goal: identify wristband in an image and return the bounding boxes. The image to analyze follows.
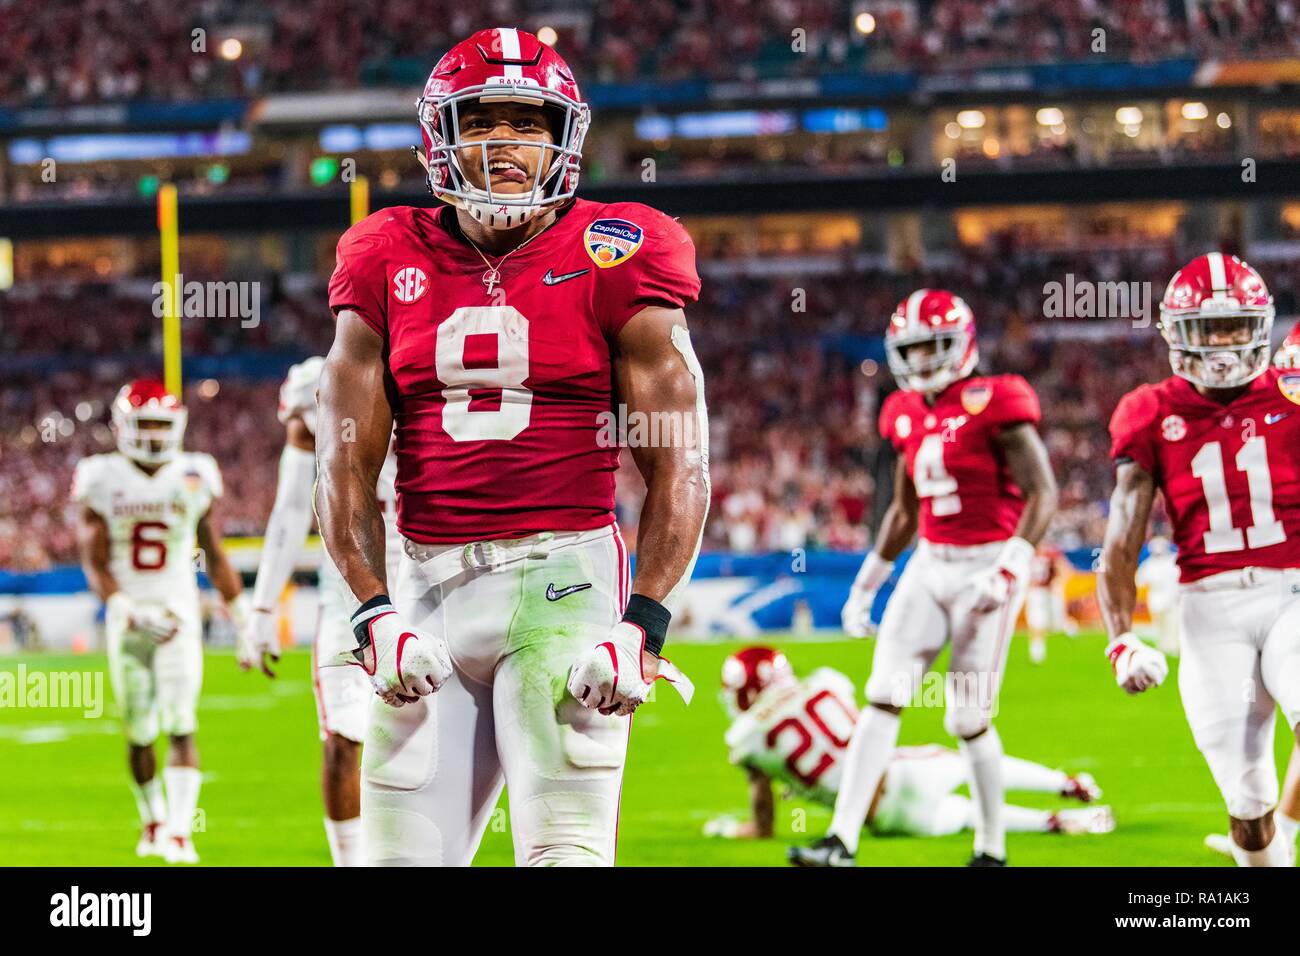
[623,593,671,658]
[854,551,895,593]
[996,537,1036,581]
[351,593,395,646]
[1105,632,1138,671]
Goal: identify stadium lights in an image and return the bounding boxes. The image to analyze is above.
[1217,112,1232,129]
[537,26,558,46]
[956,110,985,130]
[1115,106,1143,126]
[1035,107,1064,126]
[1181,102,1209,121]
[944,121,961,139]
[219,38,243,61]
[854,12,877,35]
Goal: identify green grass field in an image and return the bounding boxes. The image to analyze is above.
[0,631,1293,866]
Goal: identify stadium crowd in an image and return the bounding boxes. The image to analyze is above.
[5,0,1300,108]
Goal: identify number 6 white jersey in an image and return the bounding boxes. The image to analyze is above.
[1109,367,1300,582]
[71,451,223,619]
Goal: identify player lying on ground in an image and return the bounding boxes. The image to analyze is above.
[707,647,1112,841]
[790,290,1059,867]
[314,28,708,866]
[74,381,249,864]
[237,357,401,866]
[1098,253,1300,867]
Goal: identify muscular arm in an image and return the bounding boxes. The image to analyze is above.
[873,456,919,560]
[77,507,119,602]
[1097,460,1157,639]
[613,306,710,611]
[196,508,243,602]
[315,309,393,605]
[996,422,1058,546]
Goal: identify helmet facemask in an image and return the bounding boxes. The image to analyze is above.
[885,329,977,395]
[418,84,589,230]
[114,409,187,465]
[1160,307,1273,389]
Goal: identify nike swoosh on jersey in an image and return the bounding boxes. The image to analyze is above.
[546,582,593,601]
[541,268,590,286]
[1266,412,1290,424]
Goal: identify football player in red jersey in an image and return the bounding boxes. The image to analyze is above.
[1099,253,1300,866]
[1275,320,1300,369]
[314,28,708,866]
[790,290,1058,867]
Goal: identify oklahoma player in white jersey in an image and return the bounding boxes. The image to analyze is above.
[237,357,400,866]
[712,647,1111,841]
[791,289,1058,867]
[1098,253,1300,867]
[73,381,249,863]
[1025,543,1077,664]
[314,28,708,866]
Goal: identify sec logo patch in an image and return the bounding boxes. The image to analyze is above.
[895,414,912,439]
[392,266,428,305]
[960,384,992,416]
[584,218,643,268]
[1161,414,1187,441]
[1279,372,1300,406]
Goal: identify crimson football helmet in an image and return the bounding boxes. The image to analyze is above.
[721,646,795,715]
[111,380,187,465]
[1274,321,1300,370]
[1159,252,1275,389]
[884,289,979,394]
[417,27,589,229]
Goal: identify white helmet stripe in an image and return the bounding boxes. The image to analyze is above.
[1206,252,1228,292]
[499,27,523,79]
[905,289,928,333]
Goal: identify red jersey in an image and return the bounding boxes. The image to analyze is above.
[880,375,1041,546]
[328,199,700,544]
[1109,367,1300,583]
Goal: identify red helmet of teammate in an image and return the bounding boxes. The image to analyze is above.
[1274,321,1300,370]
[111,380,187,465]
[721,646,795,715]
[417,27,590,229]
[1159,252,1275,389]
[884,288,979,394]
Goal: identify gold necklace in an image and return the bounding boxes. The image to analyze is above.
[462,227,546,295]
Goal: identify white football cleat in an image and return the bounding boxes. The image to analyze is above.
[135,822,164,859]
[1052,806,1115,835]
[163,834,199,864]
[1203,833,1234,860]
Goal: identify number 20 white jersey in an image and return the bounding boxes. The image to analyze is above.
[71,451,223,621]
[725,668,860,808]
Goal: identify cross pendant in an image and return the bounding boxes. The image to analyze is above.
[483,268,501,294]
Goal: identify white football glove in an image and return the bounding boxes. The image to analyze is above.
[237,605,280,677]
[342,603,452,707]
[841,551,894,638]
[106,592,179,645]
[1106,633,1168,695]
[970,537,1035,614]
[567,622,694,717]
